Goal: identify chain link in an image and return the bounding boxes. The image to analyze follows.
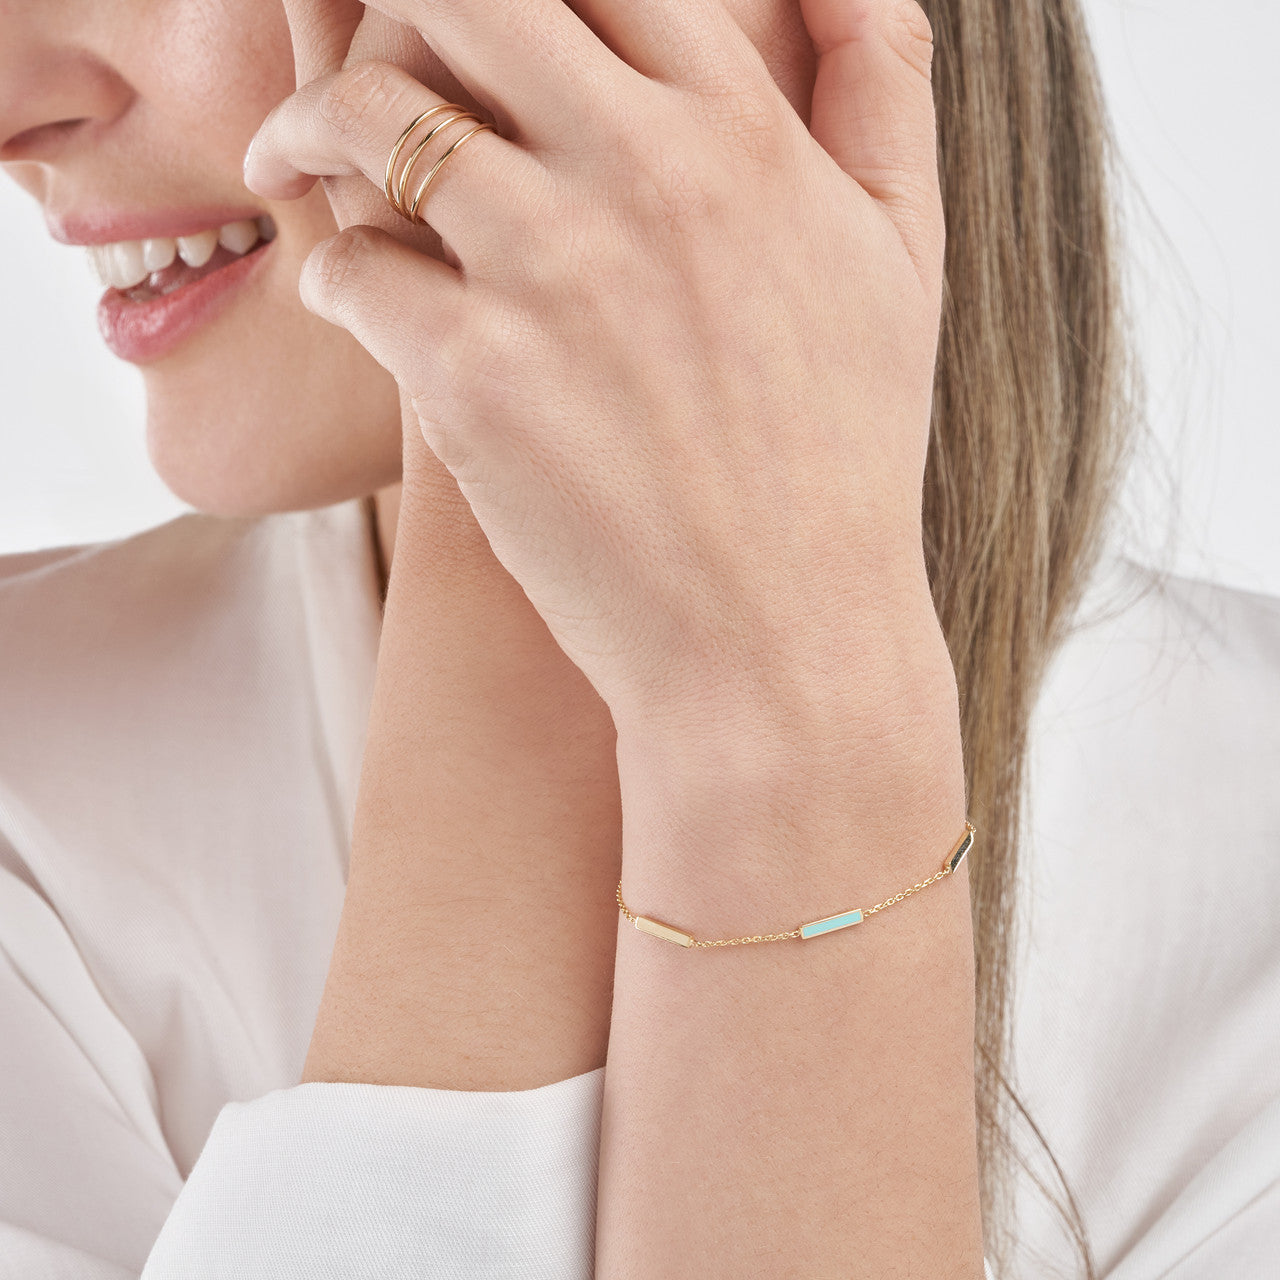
[617,822,974,949]
[863,866,951,916]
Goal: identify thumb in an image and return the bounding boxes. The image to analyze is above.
[280,0,366,85]
[800,0,943,289]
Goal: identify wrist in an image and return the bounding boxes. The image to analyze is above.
[612,605,968,897]
[613,567,961,787]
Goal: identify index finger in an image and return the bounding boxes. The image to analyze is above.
[280,0,366,85]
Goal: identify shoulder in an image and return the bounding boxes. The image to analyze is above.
[1029,548,1279,856]
[0,499,381,761]
[1012,554,1280,1275]
[1069,546,1280,645]
[0,512,262,715]
[1039,550,1280,736]
[0,510,272,625]
[0,498,376,640]
[0,499,368,600]
[0,500,383,1219]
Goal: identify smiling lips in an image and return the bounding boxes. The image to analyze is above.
[90,214,278,364]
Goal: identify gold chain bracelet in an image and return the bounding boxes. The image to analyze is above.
[616,821,975,949]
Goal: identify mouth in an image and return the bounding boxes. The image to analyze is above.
[91,214,277,364]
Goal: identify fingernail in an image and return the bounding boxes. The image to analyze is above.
[243,135,264,193]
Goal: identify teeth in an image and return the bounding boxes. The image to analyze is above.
[175,228,219,268]
[140,237,177,273]
[108,240,149,290]
[86,216,272,290]
[87,244,114,288]
[218,219,259,254]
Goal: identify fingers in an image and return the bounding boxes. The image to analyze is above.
[299,224,473,408]
[800,0,944,291]
[279,0,366,84]
[246,60,549,263]
[360,0,638,140]
[565,0,772,96]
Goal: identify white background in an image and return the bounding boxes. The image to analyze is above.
[0,0,1275,597]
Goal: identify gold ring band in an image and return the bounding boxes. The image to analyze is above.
[384,105,458,212]
[406,121,493,223]
[384,104,492,226]
[394,111,475,214]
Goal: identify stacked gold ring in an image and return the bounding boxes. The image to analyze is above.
[384,103,494,225]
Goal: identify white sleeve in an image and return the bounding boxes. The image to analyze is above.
[139,1072,605,1280]
[141,1074,1003,1280]
[0,864,184,1279]
[2,857,990,1280]
[1,853,605,1280]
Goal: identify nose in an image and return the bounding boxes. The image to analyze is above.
[0,21,134,182]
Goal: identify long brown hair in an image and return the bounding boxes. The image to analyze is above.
[922,1,1138,1274]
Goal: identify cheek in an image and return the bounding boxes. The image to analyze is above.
[150,0,298,157]
[143,306,404,517]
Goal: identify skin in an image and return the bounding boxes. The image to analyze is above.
[253,0,948,727]
[0,0,814,527]
[1,0,984,1274]
[0,0,402,515]
[259,0,981,1275]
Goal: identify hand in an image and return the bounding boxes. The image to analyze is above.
[270,1,500,292]
[247,0,951,748]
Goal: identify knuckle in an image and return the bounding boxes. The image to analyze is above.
[415,409,475,478]
[549,214,630,300]
[497,221,561,297]
[320,59,403,143]
[435,301,504,394]
[886,1,935,79]
[622,120,731,233]
[309,224,376,298]
[469,179,567,293]
[411,310,515,479]
[622,89,791,227]
[701,83,794,171]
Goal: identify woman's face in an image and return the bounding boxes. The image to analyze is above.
[0,0,403,515]
[0,0,815,517]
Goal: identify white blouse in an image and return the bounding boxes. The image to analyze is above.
[0,498,1274,1279]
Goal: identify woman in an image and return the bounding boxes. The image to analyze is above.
[2,0,1276,1277]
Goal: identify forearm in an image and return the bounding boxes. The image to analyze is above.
[597,583,985,1277]
[302,443,621,1090]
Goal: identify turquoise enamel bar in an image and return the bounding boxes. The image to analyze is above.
[799,824,971,939]
[799,908,864,939]
[616,821,976,949]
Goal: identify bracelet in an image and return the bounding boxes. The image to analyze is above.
[616,821,975,948]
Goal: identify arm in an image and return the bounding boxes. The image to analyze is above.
[599,566,984,1277]
[321,463,983,1272]
[266,7,624,1095]
[299,431,622,1092]
[248,0,985,1273]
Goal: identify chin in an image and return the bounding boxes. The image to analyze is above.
[142,302,403,519]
